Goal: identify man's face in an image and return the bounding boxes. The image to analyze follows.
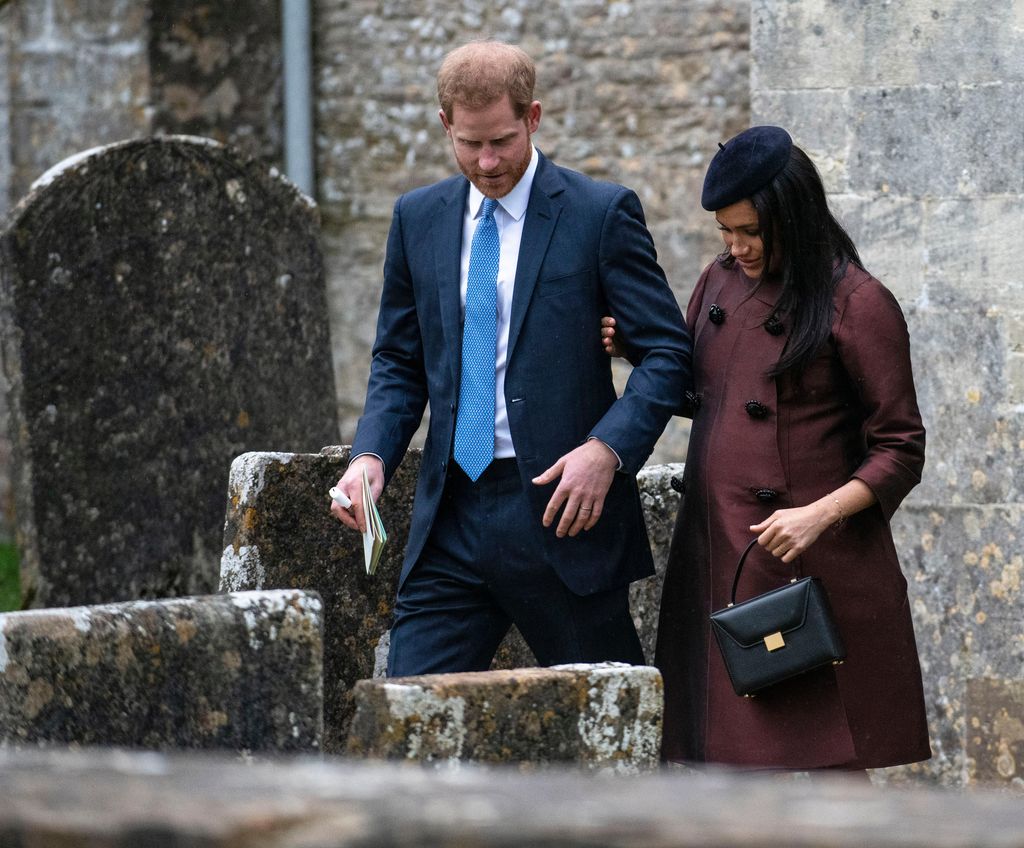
[440,95,541,199]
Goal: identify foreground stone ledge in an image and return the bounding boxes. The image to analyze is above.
[347,663,662,773]
[0,590,323,752]
[2,749,1024,847]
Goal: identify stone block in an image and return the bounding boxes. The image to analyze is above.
[9,31,149,199]
[752,0,1024,89]
[5,748,1024,846]
[966,678,1024,786]
[846,83,1024,198]
[0,137,339,609]
[220,446,535,752]
[826,194,927,305]
[921,198,1024,308]
[906,306,1023,508]
[0,589,323,751]
[881,504,1024,786]
[751,88,855,194]
[150,1,284,165]
[17,0,147,44]
[346,663,662,773]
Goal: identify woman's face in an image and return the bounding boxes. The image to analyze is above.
[715,200,764,279]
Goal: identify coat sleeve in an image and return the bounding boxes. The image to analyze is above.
[833,276,926,520]
[587,188,693,474]
[350,196,429,485]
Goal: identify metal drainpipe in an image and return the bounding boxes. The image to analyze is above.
[282,0,314,197]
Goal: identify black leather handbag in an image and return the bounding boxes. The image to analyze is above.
[710,538,846,697]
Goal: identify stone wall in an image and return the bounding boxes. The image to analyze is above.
[751,0,1024,787]
[313,0,751,461]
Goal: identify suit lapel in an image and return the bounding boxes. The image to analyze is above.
[507,154,563,363]
[433,178,469,386]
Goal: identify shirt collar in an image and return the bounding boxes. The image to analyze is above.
[468,145,539,222]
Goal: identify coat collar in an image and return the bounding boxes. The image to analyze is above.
[433,152,566,375]
[507,151,563,362]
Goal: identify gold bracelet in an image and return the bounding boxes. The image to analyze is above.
[831,494,846,529]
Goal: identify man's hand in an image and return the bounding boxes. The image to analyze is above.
[532,439,619,538]
[331,455,385,533]
[601,316,626,358]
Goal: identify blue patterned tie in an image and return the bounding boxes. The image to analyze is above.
[453,197,499,481]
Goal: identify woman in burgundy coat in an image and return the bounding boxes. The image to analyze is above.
[607,126,931,771]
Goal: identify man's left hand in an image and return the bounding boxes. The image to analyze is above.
[532,440,618,538]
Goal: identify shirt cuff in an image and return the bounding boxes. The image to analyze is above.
[351,452,386,477]
[587,436,623,471]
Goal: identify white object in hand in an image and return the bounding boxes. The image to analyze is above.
[329,486,352,509]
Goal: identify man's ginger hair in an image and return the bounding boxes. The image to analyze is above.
[437,41,536,123]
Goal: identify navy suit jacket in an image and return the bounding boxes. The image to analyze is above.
[351,152,692,595]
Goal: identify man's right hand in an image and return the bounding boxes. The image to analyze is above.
[330,454,385,533]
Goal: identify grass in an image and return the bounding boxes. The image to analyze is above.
[0,543,20,611]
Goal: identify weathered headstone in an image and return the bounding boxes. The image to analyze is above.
[220,449,684,752]
[0,136,338,608]
[0,589,323,751]
[221,445,536,753]
[347,663,663,773]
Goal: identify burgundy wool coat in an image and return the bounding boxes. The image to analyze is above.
[655,259,931,770]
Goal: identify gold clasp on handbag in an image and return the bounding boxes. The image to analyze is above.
[763,631,785,652]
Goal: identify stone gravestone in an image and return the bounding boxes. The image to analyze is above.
[0,589,323,751]
[221,445,536,753]
[0,136,338,608]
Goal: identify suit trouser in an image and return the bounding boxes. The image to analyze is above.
[387,458,646,676]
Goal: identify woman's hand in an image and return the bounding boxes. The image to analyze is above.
[750,503,835,563]
[752,480,876,562]
[601,316,626,358]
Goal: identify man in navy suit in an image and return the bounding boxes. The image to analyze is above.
[332,41,691,676]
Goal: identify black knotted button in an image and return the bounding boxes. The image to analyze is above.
[752,487,778,502]
[684,390,702,412]
[708,304,726,325]
[670,475,686,494]
[764,315,785,336]
[745,400,769,419]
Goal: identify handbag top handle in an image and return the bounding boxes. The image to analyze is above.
[729,537,804,606]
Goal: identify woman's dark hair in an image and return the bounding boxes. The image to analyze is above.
[718,146,862,376]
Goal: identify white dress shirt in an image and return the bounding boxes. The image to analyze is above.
[459,145,539,459]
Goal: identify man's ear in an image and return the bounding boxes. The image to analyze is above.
[438,108,451,135]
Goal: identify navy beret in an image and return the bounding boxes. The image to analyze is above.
[701,126,793,211]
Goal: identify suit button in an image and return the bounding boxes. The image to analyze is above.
[764,315,785,336]
[709,304,726,325]
[752,487,778,502]
[684,390,702,412]
[745,400,769,419]
[670,475,686,494]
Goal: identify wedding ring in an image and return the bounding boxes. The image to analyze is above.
[579,507,593,513]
